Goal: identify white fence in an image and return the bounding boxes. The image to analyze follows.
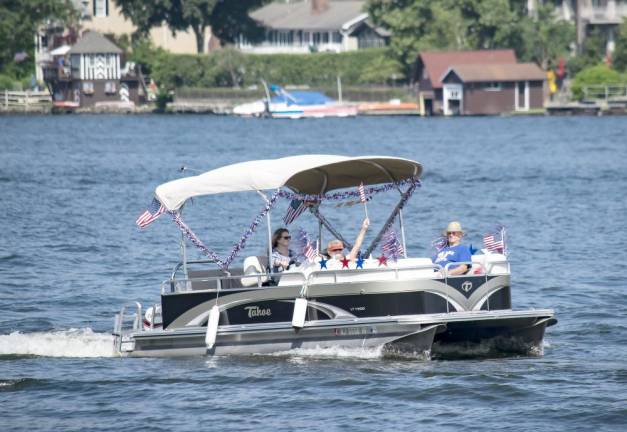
[582,84,627,102]
[1,90,52,111]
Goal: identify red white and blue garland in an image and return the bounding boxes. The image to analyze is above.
[146,176,421,270]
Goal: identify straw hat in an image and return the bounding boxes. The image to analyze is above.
[443,221,465,235]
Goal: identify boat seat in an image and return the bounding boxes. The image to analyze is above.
[471,253,509,275]
[241,256,269,287]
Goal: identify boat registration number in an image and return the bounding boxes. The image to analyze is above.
[334,327,376,336]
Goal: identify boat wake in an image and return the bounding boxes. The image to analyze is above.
[0,328,115,358]
[265,345,385,360]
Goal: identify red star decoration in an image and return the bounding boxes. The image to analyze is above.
[377,255,388,266]
[340,257,350,268]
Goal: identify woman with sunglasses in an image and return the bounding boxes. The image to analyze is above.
[432,221,472,276]
[325,218,370,261]
[271,228,297,272]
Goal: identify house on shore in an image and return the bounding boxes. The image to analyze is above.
[528,0,627,56]
[42,31,143,109]
[35,0,217,82]
[238,0,389,54]
[416,50,546,116]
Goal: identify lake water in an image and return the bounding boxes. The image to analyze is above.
[1,115,626,431]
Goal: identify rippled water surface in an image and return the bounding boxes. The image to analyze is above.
[1,115,626,431]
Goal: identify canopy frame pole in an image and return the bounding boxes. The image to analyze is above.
[179,205,188,278]
[257,190,273,274]
[318,219,323,253]
[398,208,408,258]
[364,183,416,257]
[309,206,353,250]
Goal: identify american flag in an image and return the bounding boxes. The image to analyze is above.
[136,198,165,228]
[304,242,317,262]
[382,229,404,260]
[484,226,507,254]
[283,199,307,225]
[358,182,367,203]
[432,236,447,251]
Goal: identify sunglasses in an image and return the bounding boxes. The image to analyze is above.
[447,232,462,236]
[281,236,291,240]
[329,247,343,252]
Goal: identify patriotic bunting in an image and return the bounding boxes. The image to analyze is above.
[154,176,420,271]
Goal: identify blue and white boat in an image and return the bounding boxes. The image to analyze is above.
[233,85,358,119]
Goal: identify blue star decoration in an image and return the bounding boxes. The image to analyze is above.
[469,244,478,255]
[356,254,365,269]
[319,257,328,269]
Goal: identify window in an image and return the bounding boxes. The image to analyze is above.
[357,29,385,49]
[93,0,108,17]
[105,81,117,94]
[82,82,94,95]
[484,82,502,91]
[332,32,342,43]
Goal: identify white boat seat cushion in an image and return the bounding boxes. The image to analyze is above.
[241,256,269,287]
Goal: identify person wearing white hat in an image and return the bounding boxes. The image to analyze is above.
[432,221,472,275]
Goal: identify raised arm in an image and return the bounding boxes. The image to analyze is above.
[347,218,370,261]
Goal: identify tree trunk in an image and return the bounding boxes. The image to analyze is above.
[193,25,206,54]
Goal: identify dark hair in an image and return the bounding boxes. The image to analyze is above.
[272,228,289,248]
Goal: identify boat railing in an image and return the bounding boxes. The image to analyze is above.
[162,272,308,295]
[163,260,510,295]
[305,264,441,285]
[169,259,227,282]
[113,302,142,352]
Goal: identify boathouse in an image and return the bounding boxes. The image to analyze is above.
[416,50,546,116]
[43,31,143,109]
[439,64,546,115]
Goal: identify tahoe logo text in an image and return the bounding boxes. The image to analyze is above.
[245,306,272,318]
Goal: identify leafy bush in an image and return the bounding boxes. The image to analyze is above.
[571,64,625,100]
[0,74,29,90]
[131,46,401,89]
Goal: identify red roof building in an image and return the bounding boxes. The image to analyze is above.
[416,50,546,115]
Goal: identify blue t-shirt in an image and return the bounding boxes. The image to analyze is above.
[432,244,472,271]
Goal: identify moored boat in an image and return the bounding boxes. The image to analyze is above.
[232,85,357,119]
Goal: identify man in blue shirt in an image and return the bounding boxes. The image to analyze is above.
[432,221,472,275]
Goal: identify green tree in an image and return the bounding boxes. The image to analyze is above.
[612,18,627,71]
[366,0,575,79]
[0,0,76,75]
[516,3,574,69]
[117,0,266,54]
[567,27,607,75]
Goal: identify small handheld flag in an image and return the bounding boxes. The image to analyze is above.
[381,229,404,261]
[432,236,447,252]
[304,242,317,262]
[358,182,369,219]
[136,198,165,228]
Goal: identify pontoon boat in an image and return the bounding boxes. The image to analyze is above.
[113,155,556,359]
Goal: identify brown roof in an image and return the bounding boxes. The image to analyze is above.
[251,1,366,31]
[443,63,546,83]
[419,50,516,89]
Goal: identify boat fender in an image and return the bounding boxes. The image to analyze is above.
[292,298,308,329]
[205,305,220,349]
